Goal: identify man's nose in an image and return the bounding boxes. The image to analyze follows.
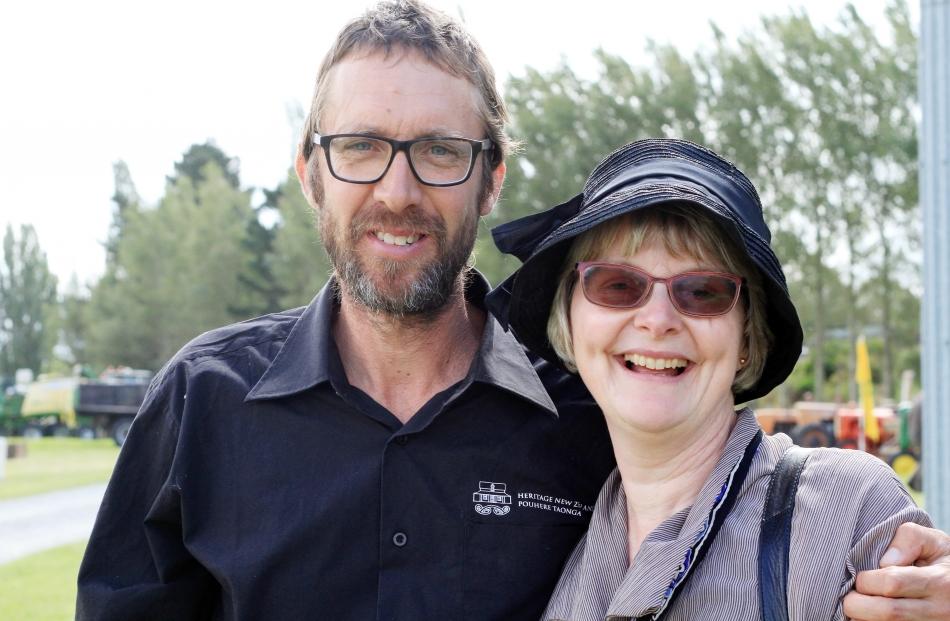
[372,151,424,213]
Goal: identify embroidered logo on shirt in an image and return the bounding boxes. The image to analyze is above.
[472,481,511,515]
[516,491,593,516]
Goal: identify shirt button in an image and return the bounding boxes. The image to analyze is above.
[395,436,408,445]
[392,532,408,547]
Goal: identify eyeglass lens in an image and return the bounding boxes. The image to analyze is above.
[327,136,474,184]
[580,264,740,316]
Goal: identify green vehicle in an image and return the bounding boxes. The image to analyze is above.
[0,372,80,437]
[0,376,25,434]
[884,399,922,492]
[0,368,151,445]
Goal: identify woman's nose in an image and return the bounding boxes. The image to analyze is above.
[631,283,683,337]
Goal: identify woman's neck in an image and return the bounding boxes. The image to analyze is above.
[608,407,738,562]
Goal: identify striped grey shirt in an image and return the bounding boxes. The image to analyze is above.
[543,409,931,621]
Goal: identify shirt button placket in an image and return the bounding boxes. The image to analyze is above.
[379,434,418,614]
[390,437,408,550]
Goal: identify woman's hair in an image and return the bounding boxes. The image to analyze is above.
[546,203,773,397]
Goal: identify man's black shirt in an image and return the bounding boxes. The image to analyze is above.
[77,274,615,620]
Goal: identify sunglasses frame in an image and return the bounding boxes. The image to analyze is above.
[575,261,744,317]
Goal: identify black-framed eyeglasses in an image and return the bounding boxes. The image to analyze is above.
[576,261,744,317]
[313,133,494,187]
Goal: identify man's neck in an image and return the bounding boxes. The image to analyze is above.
[333,286,485,424]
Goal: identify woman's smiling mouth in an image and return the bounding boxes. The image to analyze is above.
[621,353,690,376]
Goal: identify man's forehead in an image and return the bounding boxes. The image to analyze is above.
[320,49,483,135]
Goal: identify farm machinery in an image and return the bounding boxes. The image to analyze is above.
[0,368,151,446]
[755,399,922,490]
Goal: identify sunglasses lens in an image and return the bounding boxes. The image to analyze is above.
[582,265,650,307]
[670,274,739,316]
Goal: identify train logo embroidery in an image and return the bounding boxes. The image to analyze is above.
[472,481,511,516]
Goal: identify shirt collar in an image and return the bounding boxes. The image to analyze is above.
[470,298,558,417]
[245,271,557,418]
[245,280,337,401]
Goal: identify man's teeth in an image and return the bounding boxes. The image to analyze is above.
[375,231,418,246]
[623,353,688,370]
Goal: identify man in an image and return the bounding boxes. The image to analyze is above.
[77,2,950,619]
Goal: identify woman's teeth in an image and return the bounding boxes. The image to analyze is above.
[623,353,688,371]
[375,231,418,246]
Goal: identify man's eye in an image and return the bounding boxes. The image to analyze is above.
[344,140,375,152]
[424,141,462,158]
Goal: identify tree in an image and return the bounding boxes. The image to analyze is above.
[834,2,918,399]
[268,169,333,308]
[0,224,58,375]
[106,160,142,266]
[747,2,918,399]
[59,275,91,367]
[229,208,285,317]
[491,0,920,401]
[168,141,241,190]
[87,160,262,370]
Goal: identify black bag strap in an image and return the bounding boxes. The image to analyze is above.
[759,445,811,621]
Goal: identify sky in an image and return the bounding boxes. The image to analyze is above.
[0,0,915,287]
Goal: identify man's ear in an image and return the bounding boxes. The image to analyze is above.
[480,160,507,217]
[295,150,320,210]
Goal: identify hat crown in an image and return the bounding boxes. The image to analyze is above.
[582,139,770,243]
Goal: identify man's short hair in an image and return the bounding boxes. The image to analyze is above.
[299,0,512,179]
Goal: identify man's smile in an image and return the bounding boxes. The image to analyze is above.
[373,230,421,246]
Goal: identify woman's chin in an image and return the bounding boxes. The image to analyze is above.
[603,404,691,437]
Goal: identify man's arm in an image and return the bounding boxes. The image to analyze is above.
[843,523,950,621]
[76,360,216,620]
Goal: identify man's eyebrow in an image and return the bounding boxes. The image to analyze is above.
[331,126,470,139]
[420,127,467,138]
[335,126,386,135]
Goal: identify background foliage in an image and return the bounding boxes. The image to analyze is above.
[1,1,919,405]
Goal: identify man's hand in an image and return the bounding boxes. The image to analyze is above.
[843,523,950,620]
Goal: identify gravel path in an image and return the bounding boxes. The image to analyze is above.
[0,483,107,565]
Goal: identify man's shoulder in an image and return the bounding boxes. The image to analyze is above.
[175,306,308,365]
[147,305,309,397]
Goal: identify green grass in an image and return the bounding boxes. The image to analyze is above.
[0,540,86,621]
[0,438,120,500]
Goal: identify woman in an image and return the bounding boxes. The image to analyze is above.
[485,138,930,620]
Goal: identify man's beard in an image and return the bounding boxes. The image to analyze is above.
[320,202,479,320]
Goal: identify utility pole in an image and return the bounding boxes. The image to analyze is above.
[919,0,950,530]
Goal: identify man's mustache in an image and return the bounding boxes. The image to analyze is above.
[349,206,447,244]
